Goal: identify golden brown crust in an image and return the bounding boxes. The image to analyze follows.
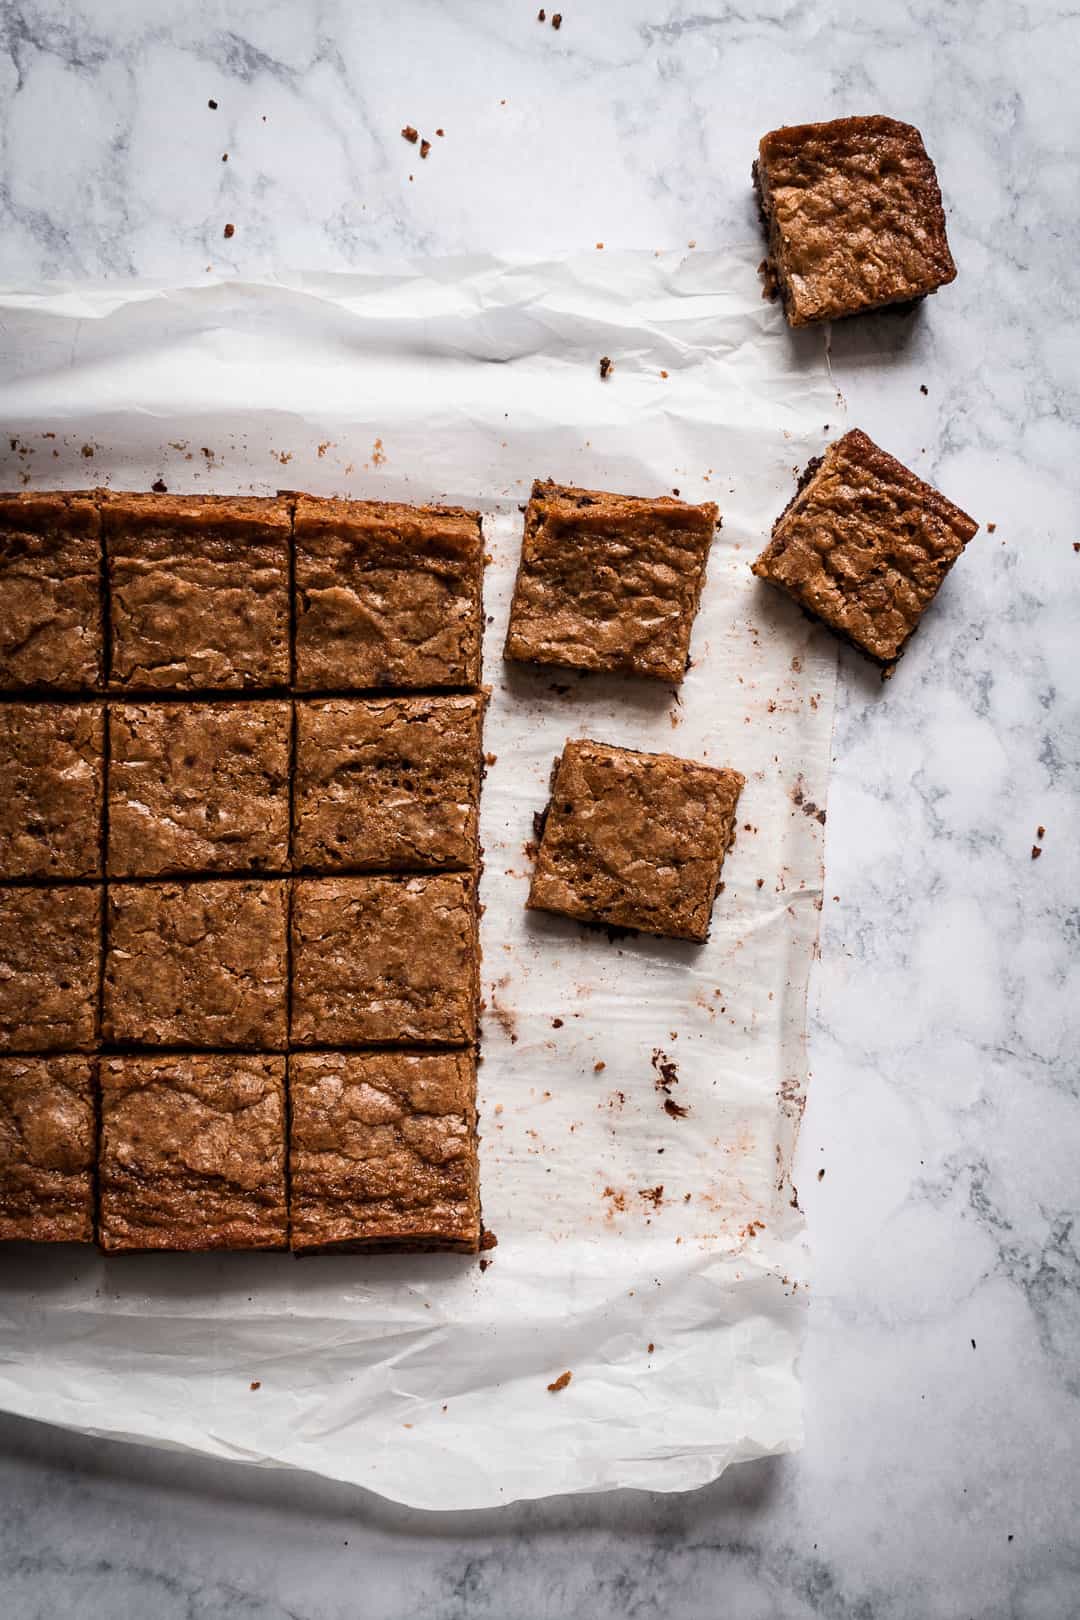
[0,491,103,690]
[528,739,744,943]
[0,886,101,1052]
[104,879,289,1047]
[293,495,484,691]
[755,116,956,326]
[0,1055,96,1242]
[108,702,291,877]
[293,694,484,872]
[0,703,104,878]
[104,492,291,689]
[290,873,479,1047]
[289,1050,479,1253]
[98,1053,287,1252]
[505,480,718,683]
[752,428,979,664]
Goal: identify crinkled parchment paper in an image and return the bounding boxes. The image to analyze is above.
[0,247,839,1509]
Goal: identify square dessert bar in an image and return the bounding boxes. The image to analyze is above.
[289,1050,480,1253]
[0,886,101,1052]
[290,873,478,1047]
[505,481,718,684]
[104,879,288,1048]
[753,116,957,326]
[104,493,291,689]
[0,703,104,879]
[293,694,485,872]
[752,429,979,667]
[294,496,484,691]
[528,739,745,943]
[0,1056,96,1243]
[108,701,291,877]
[98,1053,287,1252]
[0,492,103,690]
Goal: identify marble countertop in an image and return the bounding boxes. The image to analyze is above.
[2,1,1078,1615]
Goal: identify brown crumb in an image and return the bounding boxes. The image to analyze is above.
[420,139,431,159]
[485,752,498,767]
[919,384,928,395]
[817,1168,825,1181]
[647,1342,654,1354]
[595,241,604,250]
[547,1370,572,1392]
[639,1185,664,1209]
[664,1097,689,1120]
[1073,543,1079,553]
[151,478,168,494]
[208,99,218,110]
[593,1060,606,1073]
[537,6,545,16]
[436,128,445,137]
[80,444,94,458]
[551,11,562,27]
[223,222,235,239]
[222,153,228,162]
[1031,845,1042,860]
[480,1228,499,1251]
[552,1017,563,1028]
[479,1256,492,1272]
[671,487,680,496]
[756,877,765,889]
[401,125,419,144]
[660,369,668,379]
[987,522,997,533]
[249,1380,261,1390]
[651,1049,679,1094]
[599,355,613,380]
[1037,825,1046,839]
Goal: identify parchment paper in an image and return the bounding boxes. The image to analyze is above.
[0,246,839,1509]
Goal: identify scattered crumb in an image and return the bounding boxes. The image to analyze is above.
[664,1097,689,1120]
[80,444,94,458]
[371,437,386,466]
[593,1060,606,1073]
[208,98,218,110]
[485,752,498,767]
[538,5,545,16]
[919,384,928,395]
[317,441,330,458]
[817,1168,825,1181]
[401,125,419,144]
[639,1185,664,1209]
[547,1370,572,1392]
[595,241,604,250]
[1037,825,1046,840]
[1073,543,1079,553]
[551,11,562,27]
[987,522,997,533]
[222,153,228,162]
[436,128,445,138]
[479,1256,492,1272]
[420,138,431,159]
[672,487,680,496]
[599,355,613,380]
[687,239,696,249]
[223,222,235,239]
[480,1228,498,1251]
[756,878,764,889]
[660,369,668,379]
[552,1017,563,1028]
[249,1380,261,1391]
[151,478,168,494]
[1031,844,1042,860]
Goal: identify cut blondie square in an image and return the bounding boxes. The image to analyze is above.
[528,739,744,943]
[289,1049,480,1253]
[752,429,978,668]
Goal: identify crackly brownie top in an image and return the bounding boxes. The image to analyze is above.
[752,429,978,663]
[528,739,745,943]
[290,873,478,1047]
[98,1052,287,1251]
[104,879,288,1047]
[289,1049,479,1251]
[108,701,291,877]
[104,492,291,688]
[0,491,103,690]
[756,116,956,325]
[0,1055,96,1242]
[0,885,101,1053]
[0,703,104,879]
[294,495,483,691]
[293,694,484,872]
[505,481,717,683]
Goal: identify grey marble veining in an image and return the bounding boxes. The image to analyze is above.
[1,0,1079,1615]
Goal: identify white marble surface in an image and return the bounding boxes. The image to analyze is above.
[1,1,1078,1615]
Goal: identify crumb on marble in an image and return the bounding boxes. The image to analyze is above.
[208,99,218,110]
[401,125,418,144]
[547,1369,572,1392]
[223,223,235,239]
[599,355,613,380]
[552,12,562,28]
[420,138,431,158]
[1031,844,1042,860]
